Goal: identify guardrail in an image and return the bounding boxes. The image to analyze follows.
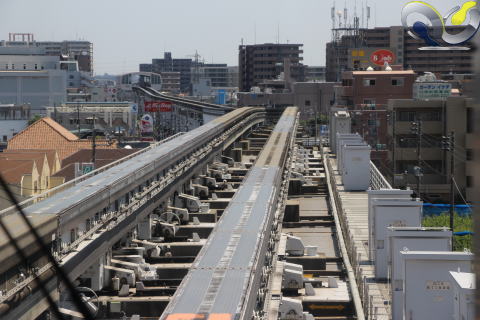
[0,133,185,218]
[369,161,392,190]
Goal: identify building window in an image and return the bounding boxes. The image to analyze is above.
[418,110,441,121]
[466,176,473,188]
[305,100,311,106]
[363,79,376,86]
[466,108,473,133]
[398,111,415,121]
[392,78,404,86]
[466,149,473,161]
[363,99,376,106]
[2,135,7,142]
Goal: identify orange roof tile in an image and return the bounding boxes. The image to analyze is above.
[0,159,36,185]
[3,149,58,172]
[7,117,117,161]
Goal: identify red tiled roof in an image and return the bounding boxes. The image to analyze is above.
[7,117,118,161]
[0,159,36,185]
[3,149,58,172]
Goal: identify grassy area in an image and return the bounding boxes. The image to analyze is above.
[422,213,473,251]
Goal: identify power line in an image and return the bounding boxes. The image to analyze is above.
[452,177,470,207]
[0,174,95,320]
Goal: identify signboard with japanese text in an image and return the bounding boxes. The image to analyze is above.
[413,82,452,100]
[144,101,173,112]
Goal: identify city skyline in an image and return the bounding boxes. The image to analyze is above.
[0,0,457,75]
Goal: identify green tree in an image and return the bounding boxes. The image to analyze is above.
[28,114,42,126]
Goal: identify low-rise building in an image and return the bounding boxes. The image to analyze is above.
[334,69,416,152]
[386,96,473,202]
[0,104,30,146]
[0,149,62,209]
[46,102,138,136]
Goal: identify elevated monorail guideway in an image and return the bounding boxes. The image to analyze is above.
[133,86,234,117]
[162,107,298,320]
[0,107,266,319]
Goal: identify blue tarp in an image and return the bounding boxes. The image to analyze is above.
[423,203,472,216]
[454,231,474,236]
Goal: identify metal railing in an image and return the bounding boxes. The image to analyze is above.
[370,161,392,190]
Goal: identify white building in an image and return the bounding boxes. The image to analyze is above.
[0,45,68,112]
[0,104,30,144]
[46,102,137,135]
[0,70,66,114]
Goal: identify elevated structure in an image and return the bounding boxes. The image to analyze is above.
[163,107,297,320]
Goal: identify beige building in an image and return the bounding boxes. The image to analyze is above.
[386,96,473,202]
[0,150,63,209]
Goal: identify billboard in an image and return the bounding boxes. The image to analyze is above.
[348,48,397,69]
[144,101,173,112]
[413,82,452,100]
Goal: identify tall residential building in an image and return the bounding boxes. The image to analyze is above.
[2,33,93,74]
[140,52,193,93]
[238,43,305,92]
[326,26,473,82]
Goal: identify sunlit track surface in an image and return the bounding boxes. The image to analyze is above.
[163,107,298,320]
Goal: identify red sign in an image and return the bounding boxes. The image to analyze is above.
[144,101,173,112]
[370,49,395,66]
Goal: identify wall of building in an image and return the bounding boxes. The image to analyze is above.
[386,97,471,202]
[0,70,66,113]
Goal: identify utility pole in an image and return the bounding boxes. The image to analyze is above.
[411,120,422,199]
[442,131,456,233]
[91,114,96,164]
[77,104,81,135]
[391,111,397,184]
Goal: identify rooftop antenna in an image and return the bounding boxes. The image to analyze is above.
[344,0,348,28]
[277,23,280,44]
[366,1,371,29]
[331,1,336,31]
[361,1,365,28]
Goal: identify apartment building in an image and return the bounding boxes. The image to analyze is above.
[140,52,192,93]
[238,43,305,92]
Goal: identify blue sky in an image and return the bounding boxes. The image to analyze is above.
[0,0,458,75]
